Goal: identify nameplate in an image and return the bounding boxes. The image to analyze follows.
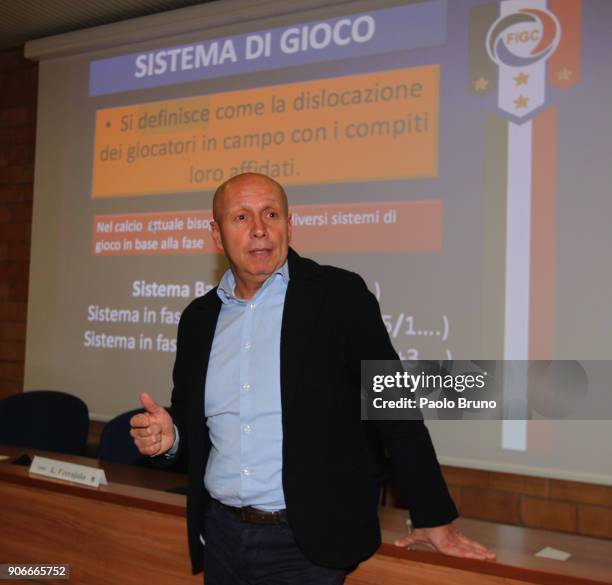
[29,456,108,488]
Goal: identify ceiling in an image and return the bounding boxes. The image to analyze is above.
[0,0,220,52]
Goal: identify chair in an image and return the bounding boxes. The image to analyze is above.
[98,407,150,466]
[0,390,89,455]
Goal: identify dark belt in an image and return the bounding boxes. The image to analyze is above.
[212,499,287,524]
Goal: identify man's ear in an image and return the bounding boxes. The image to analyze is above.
[210,220,224,251]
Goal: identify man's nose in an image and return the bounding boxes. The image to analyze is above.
[251,217,267,237]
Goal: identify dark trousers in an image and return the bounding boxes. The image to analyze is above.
[203,499,348,585]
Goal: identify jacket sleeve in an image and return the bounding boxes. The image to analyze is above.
[151,304,192,470]
[346,273,458,528]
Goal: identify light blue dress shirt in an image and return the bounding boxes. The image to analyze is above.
[202,261,289,511]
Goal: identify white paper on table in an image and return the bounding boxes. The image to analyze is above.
[535,547,571,561]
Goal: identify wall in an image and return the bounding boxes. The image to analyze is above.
[440,466,612,540]
[386,465,612,539]
[0,47,36,399]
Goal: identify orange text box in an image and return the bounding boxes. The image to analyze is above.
[92,66,439,198]
[92,211,215,256]
[291,200,442,253]
[91,200,442,257]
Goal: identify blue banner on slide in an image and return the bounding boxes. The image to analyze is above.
[88,0,447,97]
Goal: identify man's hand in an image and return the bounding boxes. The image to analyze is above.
[394,522,496,561]
[129,392,176,457]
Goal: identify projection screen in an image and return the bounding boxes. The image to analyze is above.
[24,0,612,484]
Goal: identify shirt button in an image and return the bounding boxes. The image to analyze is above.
[242,467,251,476]
[242,383,251,392]
[244,341,252,350]
[243,424,252,434]
[249,303,256,309]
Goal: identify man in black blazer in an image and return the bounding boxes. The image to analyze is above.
[130,173,494,583]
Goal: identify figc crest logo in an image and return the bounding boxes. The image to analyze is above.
[486,8,561,68]
[470,0,581,121]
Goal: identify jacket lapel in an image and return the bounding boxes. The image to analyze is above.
[192,291,222,418]
[280,248,322,419]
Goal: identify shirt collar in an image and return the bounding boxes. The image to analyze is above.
[217,259,289,305]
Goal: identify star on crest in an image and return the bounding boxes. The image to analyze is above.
[473,77,489,92]
[514,72,530,86]
[558,67,573,81]
[514,95,529,109]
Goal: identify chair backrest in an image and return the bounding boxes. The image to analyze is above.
[0,390,89,455]
[99,407,151,466]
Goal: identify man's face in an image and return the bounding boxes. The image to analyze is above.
[211,176,292,295]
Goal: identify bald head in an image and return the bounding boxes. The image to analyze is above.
[212,173,288,223]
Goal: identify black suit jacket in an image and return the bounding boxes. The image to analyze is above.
[167,248,457,574]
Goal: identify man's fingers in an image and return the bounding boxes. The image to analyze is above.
[139,442,162,457]
[130,423,161,438]
[133,430,161,443]
[134,433,162,453]
[393,535,418,547]
[456,534,496,559]
[450,544,495,561]
[460,538,491,554]
[130,412,150,428]
[454,532,486,550]
[134,436,161,449]
[434,539,496,561]
[461,543,496,560]
[130,427,155,439]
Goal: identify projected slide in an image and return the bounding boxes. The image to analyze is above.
[25,0,612,484]
[76,2,455,374]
